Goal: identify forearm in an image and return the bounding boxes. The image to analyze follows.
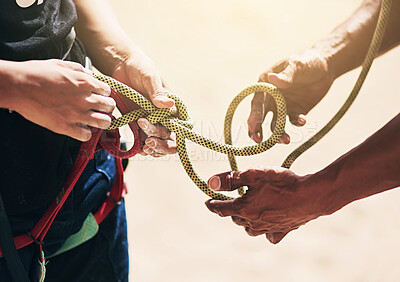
[0,60,24,110]
[312,113,400,214]
[312,0,400,78]
[73,0,144,75]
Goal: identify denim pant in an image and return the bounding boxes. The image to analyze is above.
[0,150,129,282]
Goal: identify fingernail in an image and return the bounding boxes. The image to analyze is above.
[160,97,175,106]
[267,233,275,243]
[159,96,171,102]
[279,135,290,144]
[208,176,221,190]
[146,140,155,148]
[252,132,262,143]
[143,146,154,155]
[137,119,148,130]
[276,73,287,81]
[298,116,306,126]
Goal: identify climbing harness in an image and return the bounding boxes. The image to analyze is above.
[0,85,143,281]
[0,0,392,280]
[94,0,392,200]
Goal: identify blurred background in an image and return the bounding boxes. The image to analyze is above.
[108,0,400,281]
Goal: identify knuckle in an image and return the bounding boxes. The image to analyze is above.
[293,59,305,69]
[67,109,82,122]
[245,227,258,237]
[258,73,267,82]
[103,97,116,111]
[141,73,153,83]
[92,113,112,129]
[100,116,112,128]
[64,61,85,72]
[249,221,266,230]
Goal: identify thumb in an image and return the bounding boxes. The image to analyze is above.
[266,231,289,244]
[142,74,175,109]
[208,170,251,192]
[267,64,296,89]
[150,88,175,109]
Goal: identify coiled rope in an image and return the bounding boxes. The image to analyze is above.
[93,0,391,200]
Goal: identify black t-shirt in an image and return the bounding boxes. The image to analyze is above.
[0,0,85,215]
[0,0,77,60]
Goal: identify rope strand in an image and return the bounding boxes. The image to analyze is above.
[92,0,392,200]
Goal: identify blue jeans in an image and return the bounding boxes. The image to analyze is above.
[0,150,129,282]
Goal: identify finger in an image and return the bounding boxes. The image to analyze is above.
[142,74,175,108]
[232,216,249,227]
[137,118,171,139]
[88,77,112,97]
[258,60,289,83]
[266,231,289,244]
[205,199,240,217]
[142,145,169,158]
[142,145,154,155]
[267,63,296,89]
[150,152,165,158]
[60,61,111,96]
[245,227,267,237]
[207,171,242,191]
[145,137,177,155]
[144,150,164,158]
[84,112,112,130]
[289,114,306,127]
[269,113,290,144]
[60,60,87,72]
[207,169,260,192]
[67,123,92,142]
[278,133,290,144]
[85,94,116,113]
[247,92,265,143]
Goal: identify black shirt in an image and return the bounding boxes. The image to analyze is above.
[0,0,77,61]
[0,0,85,215]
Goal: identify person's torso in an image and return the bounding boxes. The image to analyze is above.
[0,0,86,215]
[0,0,77,61]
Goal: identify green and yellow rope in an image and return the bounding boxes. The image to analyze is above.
[93,0,391,201]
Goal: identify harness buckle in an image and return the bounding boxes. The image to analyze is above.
[26,231,44,246]
[106,193,123,206]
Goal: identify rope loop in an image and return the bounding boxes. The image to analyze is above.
[91,0,392,201]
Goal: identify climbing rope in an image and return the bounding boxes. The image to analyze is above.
[93,0,391,200]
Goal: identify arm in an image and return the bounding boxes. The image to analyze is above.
[206,113,400,244]
[248,0,400,144]
[73,0,174,109]
[315,0,400,78]
[0,59,114,141]
[73,0,177,156]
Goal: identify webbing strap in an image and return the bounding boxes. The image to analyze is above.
[5,129,102,256]
[0,85,141,258]
[0,193,30,281]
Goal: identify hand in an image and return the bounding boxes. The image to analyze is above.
[248,49,335,144]
[112,51,177,157]
[112,49,175,109]
[205,167,331,244]
[4,59,115,141]
[137,118,177,157]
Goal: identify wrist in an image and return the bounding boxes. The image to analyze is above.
[0,60,22,110]
[300,167,352,217]
[311,35,352,79]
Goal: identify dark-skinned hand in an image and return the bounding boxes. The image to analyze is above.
[248,49,336,144]
[205,167,331,244]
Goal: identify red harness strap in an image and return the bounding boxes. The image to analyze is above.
[0,88,141,257]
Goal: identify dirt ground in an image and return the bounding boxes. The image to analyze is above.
[108,0,400,281]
